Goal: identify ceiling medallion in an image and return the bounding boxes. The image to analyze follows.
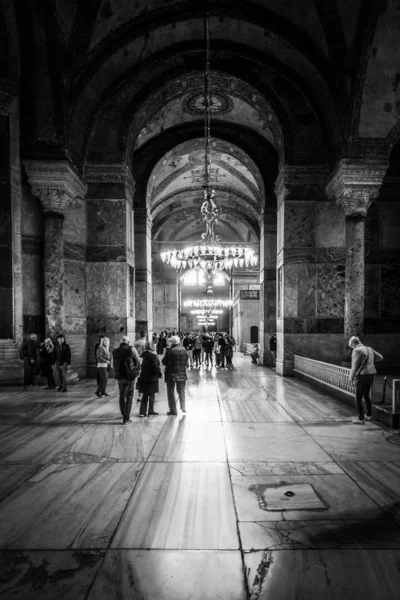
[183,91,233,116]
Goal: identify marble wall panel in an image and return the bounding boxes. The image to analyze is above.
[86,316,128,334]
[87,200,126,247]
[86,246,126,262]
[22,254,43,316]
[65,333,87,377]
[364,265,381,318]
[284,333,344,364]
[365,202,380,252]
[284,202,316,248]
[283,318,343,334]
[64,198,86,247]
[380,202,400,248]
[135,281,148,321]
[65,260,86,318]
[64,242,85,261]
[21,183,43,237]
[86,263,128,316]
[316,264,345,318]
[65,317,87,335]
[381,265,400,317]
[316,202,345,248]
[363,333,400,368]
[283,248,316,264]
[284,264,298,317]
[316,248,346,263]
[298,264,316,318]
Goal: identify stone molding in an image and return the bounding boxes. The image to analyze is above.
[325,159,389,217]
[24,161,87,214]
[275,165,328,206]
[84,163,135,200]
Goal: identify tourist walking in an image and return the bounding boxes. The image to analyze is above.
[349,336,383,424]
[39,338,56,389]
[112,336,141,424]
[137,342,162,417]
[193,333,202,368]
[202,333,214,368]
[95,336,111,398]
[156,331,167,356]
[217,333,226,369]
[53,333,71,392]
[162,335,188,415]
[183,332,194,369]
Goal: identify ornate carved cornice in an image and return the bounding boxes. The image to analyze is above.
[84,163,136,200]
[24,161,88,214]
[275,165,328,206]
[325,159,388,217]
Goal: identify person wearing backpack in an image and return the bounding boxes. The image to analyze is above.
[137,341,162,417]
[112,336,141,424]
[349,336,383,424]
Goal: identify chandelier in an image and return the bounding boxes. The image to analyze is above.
[160,12,258,274]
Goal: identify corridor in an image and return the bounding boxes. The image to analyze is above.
[1,355,400,599]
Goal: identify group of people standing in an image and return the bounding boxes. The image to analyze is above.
[155,330,236,370]
[21,333,71,392]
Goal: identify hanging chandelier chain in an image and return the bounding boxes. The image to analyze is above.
[204,10,211,191]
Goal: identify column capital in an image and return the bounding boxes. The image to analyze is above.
[24,160,87,214]
[84,162,135,200]
[275,165,328,205]
[325,158,388,217]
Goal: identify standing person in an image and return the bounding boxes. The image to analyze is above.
[53,333,71,392]
[112,336,141,424]
[349,336,383,424]
[193,333,202,368]
[269,334,277,369]
[95,336,111,398]
[162,335,188,415]
[183,332,194,369]
[137,342,162,417]
[134,330,147,403]
[40,338,56,389]
[225,334,236,370]
[214,334,221,368]
[21,333,39,387]
[156,331,167,356]
[217,333,226,369]
[202,334,214,368]
[94,335,105,385]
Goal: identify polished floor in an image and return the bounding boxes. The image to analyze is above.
[1,355,400,599]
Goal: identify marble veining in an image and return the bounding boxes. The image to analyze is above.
[1,354,400,597]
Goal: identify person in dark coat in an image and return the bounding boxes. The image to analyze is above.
[137,342,162,417]
[162,335,188,415]
[112,336,141,424]
[22,333,39,387]
[52,333,71,392]
[40,337,56,389]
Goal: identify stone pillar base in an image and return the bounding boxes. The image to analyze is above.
[276,358,294,377]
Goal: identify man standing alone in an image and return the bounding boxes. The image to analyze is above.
[113,336,141,424]
[349,336,383,424]
[162,335,188,415]
[53,333,71,392]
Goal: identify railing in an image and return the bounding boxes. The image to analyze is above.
[245,343,255,355]
[294,355,355,396]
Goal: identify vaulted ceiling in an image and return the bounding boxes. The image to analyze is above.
[2,0,400,245]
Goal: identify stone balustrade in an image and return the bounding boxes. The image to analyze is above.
[293,355,355,398]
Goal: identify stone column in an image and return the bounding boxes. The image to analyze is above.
[326,159,388,360]
[24,161,87,338]
[259,210,277,365]
[84,163,135,376]
[275,165,328,376]
[134,206,153,339]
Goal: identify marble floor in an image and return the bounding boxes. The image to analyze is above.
[1,356,400,599]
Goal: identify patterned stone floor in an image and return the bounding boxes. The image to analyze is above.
[1,354,400,599]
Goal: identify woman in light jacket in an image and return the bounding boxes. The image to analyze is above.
[95,336,111,397]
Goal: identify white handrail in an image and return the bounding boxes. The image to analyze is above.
[294,355,355,395]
